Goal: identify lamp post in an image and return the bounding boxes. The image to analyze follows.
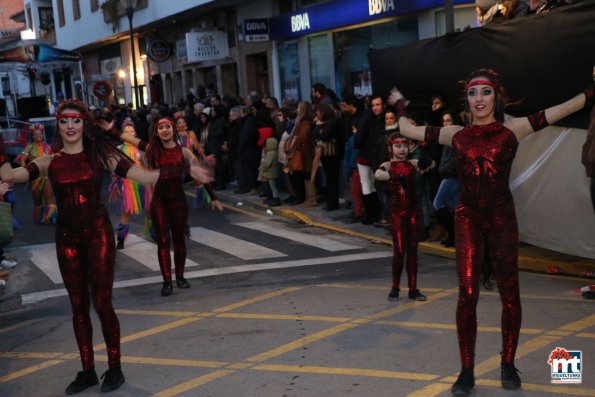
[125,0,140,108]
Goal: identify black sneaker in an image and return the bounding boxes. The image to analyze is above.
[408,289,427,301]
[451,367,474,395]
[100,367,125,393]
[501,363,521,390]
[388,288,399,301]
[116,238,124,250]
[161,281,173,296]
[65,369,98,395]
[176,277,190,289]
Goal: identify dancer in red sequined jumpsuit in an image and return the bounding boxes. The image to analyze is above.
[121,116,221,297]
[0,100,210,395]
[391,69,594,395]
[375,132,434,302]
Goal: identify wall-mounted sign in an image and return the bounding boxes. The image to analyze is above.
[176,39,188,64]
[147,39,171,62]
[243,19,269,42]
[93,80,112,99]
[185,31,229,63]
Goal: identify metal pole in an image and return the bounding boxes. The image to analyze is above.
[126,6,140,109]
[78,60,87,105]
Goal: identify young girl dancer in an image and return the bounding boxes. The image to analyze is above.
[392,69,593,395]
[375,132,433,302]
[0,100,210,394]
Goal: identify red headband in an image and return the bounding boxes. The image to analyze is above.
[56,113,87,120]
[157,119,173,127]
[389,137,409,145]
[466,79,497,90]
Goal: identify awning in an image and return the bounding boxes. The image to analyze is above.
[0,43,81,63]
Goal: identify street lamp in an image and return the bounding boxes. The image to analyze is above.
[125,0,140,108]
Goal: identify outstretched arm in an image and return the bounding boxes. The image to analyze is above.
[387,87,462,146]
[506,84,594,140]
[0,155,52,184]
[374,161,391,181]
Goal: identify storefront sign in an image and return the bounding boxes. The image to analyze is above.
[185,31,229,63]
[176,39,188,64]
[147,39,171,62]
[270,0,473,40]
[93,80,112,99]
[244,19,269,42]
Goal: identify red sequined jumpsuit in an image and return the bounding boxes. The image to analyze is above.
[48,151,124,371]
[150,146,189,283]
[427,122,521,368]
[387,160,420,291]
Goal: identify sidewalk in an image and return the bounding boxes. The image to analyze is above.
[213,186,595,279]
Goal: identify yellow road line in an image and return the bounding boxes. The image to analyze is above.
[482,291,585,302]
[253,363,440,380]
[375,320,543,334]
[559,314,595,332]
[0,319,37,335]
[245,323,359,363]
[94,355,227,368]
[211,287,302,313]
[406,382,452,397]
[216,312,352,322]
[577,332,595,338]
[152,369,235,397]
[116,309,199,317]
[0,352,63,359]
[0,359,65,383]
[318,283,443,292]
[364,289,457,321]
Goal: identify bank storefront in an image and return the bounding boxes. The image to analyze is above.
[270,0,474,102]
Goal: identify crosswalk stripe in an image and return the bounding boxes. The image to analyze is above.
[235,221,361,252]
[21,251,393,304]
[121,234,200,272]
[189,227,286,260]
[26,243,61,284]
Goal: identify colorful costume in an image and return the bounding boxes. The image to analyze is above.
[426,121,522,368]
[18,142,56,223]
[108,143,147,243]
[26,152,132,372]
[387,160,420,292]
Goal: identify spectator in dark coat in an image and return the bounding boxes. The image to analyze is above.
[237,106,261,193]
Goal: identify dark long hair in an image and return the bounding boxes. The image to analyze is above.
[462,68,509,122]
[53,99,131,167]
[145,116,181,169]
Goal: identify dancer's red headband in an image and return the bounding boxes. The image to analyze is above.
[466,79,497,90]
[56,113,87,120]
[157,119,173,127]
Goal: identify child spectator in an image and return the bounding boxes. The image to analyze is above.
[261,137,281,207]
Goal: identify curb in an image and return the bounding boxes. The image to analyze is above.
[215,191,595,279]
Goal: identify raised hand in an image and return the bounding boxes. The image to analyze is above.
[190,162,214,184]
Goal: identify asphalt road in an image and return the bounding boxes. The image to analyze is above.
[0,180,593,397]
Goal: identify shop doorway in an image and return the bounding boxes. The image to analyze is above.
[245,53,269,97]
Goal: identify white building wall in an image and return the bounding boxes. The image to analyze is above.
[54,0,215,51]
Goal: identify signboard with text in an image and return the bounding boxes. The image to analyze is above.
[243,19,269,42]
[185,31,229,63]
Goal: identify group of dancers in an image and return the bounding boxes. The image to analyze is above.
[0,68,592,395]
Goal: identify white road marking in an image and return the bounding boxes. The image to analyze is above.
[21,251,392,304]
[236,221,361,251]
[26,243,61,284]
[121,234,200,271]
[189,227,286,260]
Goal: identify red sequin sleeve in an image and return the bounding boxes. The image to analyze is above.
[424,126,441,143]
[24,161,40,181]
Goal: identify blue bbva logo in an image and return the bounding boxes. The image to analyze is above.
[548,347,582,384]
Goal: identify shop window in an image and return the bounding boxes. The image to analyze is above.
[278,41,300,103]
[308,34,332,92]
[333,17,418,98]
[298,0,332,9]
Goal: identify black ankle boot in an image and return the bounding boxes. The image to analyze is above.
[65,369,98,395]
[176,277,190,289]
[451,367,474,395]
[501,362,521,390]
[116,237,124,250]
[100,367,125,392]
[161,281,173,296]
[387,288,399,301]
